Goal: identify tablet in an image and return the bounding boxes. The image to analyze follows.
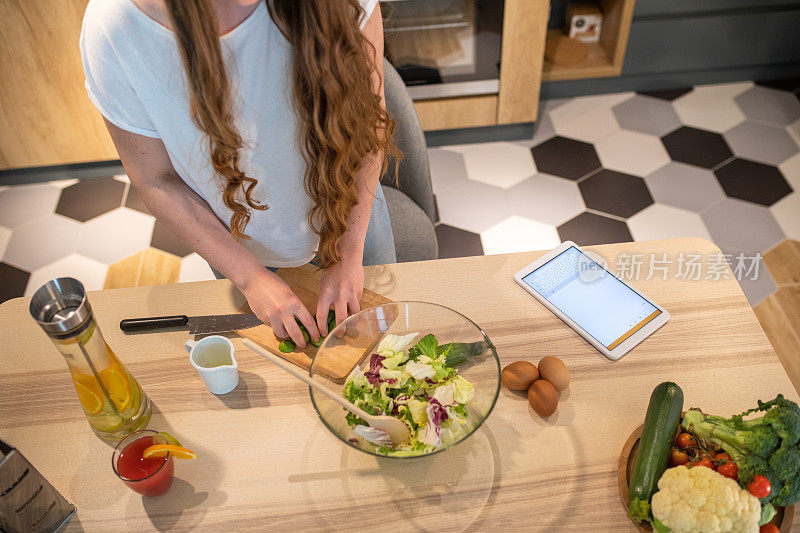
[514,241,669,360]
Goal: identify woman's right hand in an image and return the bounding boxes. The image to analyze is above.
[240,270,320,349]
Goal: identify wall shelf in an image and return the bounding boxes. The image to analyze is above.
[542,0,636,82]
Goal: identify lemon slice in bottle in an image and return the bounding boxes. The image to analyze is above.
[74,380,103,415]
[99,366,131,411]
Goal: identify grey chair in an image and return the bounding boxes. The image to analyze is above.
[380,59,438,263]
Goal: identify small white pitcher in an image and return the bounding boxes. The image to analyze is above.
[185,335,239,395]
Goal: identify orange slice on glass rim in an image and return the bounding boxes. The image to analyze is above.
[142,444,197,460]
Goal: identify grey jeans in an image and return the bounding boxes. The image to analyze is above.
[210,184,396,279]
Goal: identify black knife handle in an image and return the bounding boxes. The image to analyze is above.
[120,315,189,332]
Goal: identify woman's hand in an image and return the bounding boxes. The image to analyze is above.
[240,270,320,349]
[316,257,364,335]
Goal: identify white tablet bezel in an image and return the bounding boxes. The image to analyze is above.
[513,241,670,360]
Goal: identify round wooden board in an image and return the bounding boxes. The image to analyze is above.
[618,423,795,532]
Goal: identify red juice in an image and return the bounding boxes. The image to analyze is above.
[114,434,174,497]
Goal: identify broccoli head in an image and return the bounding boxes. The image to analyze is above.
[769,441,800,480]
[773,477,800,507]
[737,394,800,447]
[682,410,779,459]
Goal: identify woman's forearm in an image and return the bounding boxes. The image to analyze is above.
[133,173,266,290]
[338,152,382,263]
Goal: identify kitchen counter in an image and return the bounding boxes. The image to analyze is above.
[0,238,796,531]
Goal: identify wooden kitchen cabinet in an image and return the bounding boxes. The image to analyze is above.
[0,0,118,171]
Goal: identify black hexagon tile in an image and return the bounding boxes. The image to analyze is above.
[530,136,601,181]
[637,88,692,101]
[0,262,31,304]
[557,211,633,246]
[579,169,654,218]
[714,158,793,206]
[754,78,800,93]
[55,177,126,222]
[661,126,734,169]
[434,224,484,259]
[150,220,193,257]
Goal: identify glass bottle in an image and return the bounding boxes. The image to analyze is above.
[29,278,151,442]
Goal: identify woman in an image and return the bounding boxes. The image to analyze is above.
[80,0,400,349]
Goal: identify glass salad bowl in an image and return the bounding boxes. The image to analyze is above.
[309,301,501,458]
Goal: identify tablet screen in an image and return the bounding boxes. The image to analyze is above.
[521,246,661,349]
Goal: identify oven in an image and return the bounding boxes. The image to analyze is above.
[381,0,505,100]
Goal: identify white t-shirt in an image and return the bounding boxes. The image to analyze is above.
[80,0,378,267]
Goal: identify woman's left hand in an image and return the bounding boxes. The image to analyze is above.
[317,257,364,336]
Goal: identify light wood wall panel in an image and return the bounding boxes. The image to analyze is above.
[0,0,118,170]
[496,0,549,124]
[413,95,498,131]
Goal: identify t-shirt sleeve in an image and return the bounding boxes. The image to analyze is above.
[359,0,379,29]
[79,4,160,138]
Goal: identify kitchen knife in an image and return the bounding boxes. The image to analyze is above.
[120,313,262,334]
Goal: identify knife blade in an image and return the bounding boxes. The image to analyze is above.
[120,313,262,334]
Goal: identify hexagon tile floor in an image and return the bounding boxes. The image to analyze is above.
[1,79,800,313]
[432,79,800,307]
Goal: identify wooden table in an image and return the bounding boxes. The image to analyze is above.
[1,238,797,531]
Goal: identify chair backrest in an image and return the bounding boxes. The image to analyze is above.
[381,59,437,223]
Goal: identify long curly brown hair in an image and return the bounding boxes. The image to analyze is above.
[163,0,399,267]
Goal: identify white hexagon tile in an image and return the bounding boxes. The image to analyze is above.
[673,89,746,132]
[436,179,512,233]
[507,173,585,226]
[628,204,712,242]
[551,105,620,144]
[3,214,83,272]
[0,184,61,230]
[25,254,108,296]
[480,216,560,255]
[595,130,671,176]
[77,207,156,265]
[444,142,535,189]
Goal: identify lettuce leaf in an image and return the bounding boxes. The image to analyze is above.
[376,332,419,355]
[407,397,428,426]
[452,375,475,404]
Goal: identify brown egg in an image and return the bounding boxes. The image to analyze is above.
[528,379,559,417]
[501,361,539,390]
[538,356,570,392]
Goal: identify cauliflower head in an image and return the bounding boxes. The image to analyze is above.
[651,466,761,533]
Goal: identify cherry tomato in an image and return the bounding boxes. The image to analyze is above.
[760,524,779,533]
[717,462,738,479]
[689,457,713,469]
[676,432,696,449]
[669,447,689,467]
[748,475,772,499]
[714,452,733,463]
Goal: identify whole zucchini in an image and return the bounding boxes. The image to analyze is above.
[628,381,684,522]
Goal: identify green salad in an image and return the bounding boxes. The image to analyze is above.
[342,332,478,456]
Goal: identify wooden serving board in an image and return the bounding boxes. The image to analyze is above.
[233,265,392,381]
[618,424,795,532]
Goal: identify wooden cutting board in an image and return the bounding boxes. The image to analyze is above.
[234,264,392,381]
